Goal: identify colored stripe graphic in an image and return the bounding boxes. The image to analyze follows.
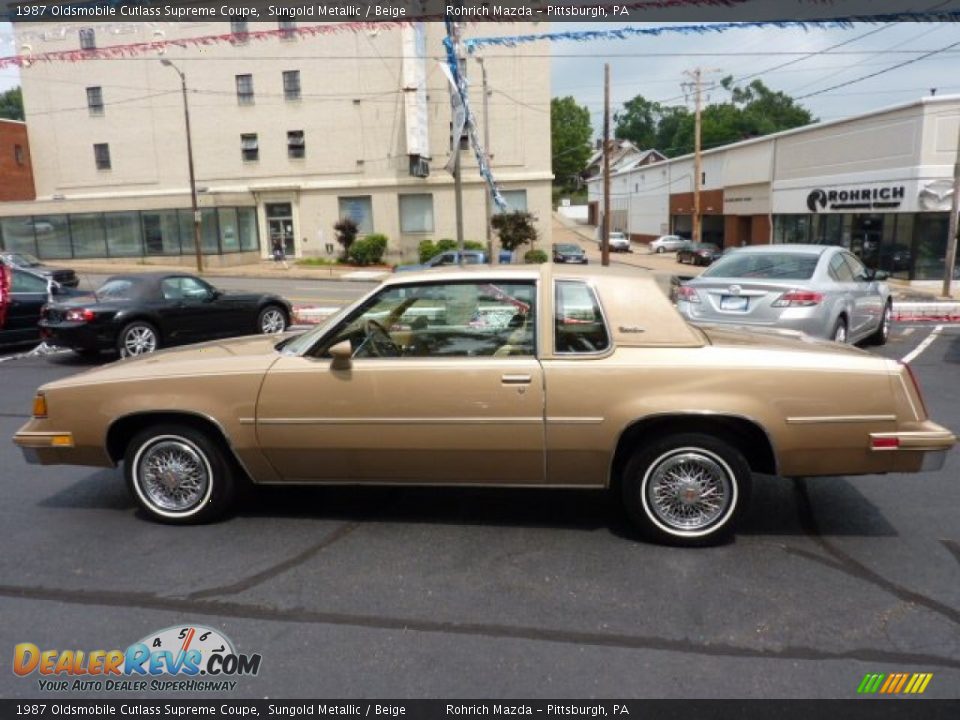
[858,672,932,694]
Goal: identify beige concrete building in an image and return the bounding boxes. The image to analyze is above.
[1,21,552,265]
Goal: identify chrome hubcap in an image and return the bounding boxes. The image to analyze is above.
[136,439,209,513]
[261,309,285,334]
[882,307,891,338]
[646,451,732,532]
[834,324,847,343]
[123,326,157,356]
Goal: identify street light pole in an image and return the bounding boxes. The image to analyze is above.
[161,59,203,274]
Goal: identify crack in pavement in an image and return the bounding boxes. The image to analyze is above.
[0,582,958,669]
[187,522,360,600]
[784,479,960,626]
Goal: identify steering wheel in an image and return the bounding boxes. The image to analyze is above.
[361,319,401,357]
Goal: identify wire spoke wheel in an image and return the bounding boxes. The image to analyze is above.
[645,451,732,532]
[136,438,210,513]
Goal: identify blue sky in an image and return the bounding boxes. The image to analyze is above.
[3,21,959,130]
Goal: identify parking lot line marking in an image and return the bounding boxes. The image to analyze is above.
[901,325,944,364]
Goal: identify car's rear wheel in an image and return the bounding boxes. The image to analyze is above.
[125,423,235,525]
[865,302,892,346]
[258,305,288,334]
[622,433,751,546]
[831,316,848,344]
[656,246,665,254]
[117,321,159,357]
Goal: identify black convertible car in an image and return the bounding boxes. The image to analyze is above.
[40,272,292,356]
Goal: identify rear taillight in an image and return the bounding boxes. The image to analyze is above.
[772,290,823,307]
[899,360,929,419]
[65,308,96,322]
[676,285,700,303]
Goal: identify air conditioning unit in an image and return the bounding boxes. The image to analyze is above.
[409,155,430,179]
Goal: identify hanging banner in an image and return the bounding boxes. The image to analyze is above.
[439,62,467,176]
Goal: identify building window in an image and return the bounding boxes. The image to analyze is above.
[86,86,104,116]
[398,194,434,234]
[282,70,301,101]
[498,189,528,213]
[14,145,24,166]
[278,21,296,39]
[230,19,249,39]
[93,143,111,170]
[287,130,305,159]
[240,134,259,162]
[235,74,254,105]
[79,27,96,50]
[338,196,374,236]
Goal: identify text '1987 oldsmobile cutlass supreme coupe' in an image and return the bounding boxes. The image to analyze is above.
[13,265,956,545]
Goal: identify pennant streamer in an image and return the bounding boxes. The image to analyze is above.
[464,11,960,51]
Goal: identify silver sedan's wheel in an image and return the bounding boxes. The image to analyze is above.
[119,322,158,357]
[125,424,236,525]
[622,433,751,546]
[656,246,665,254]
[258,306,287,334]
[866,302,892,346]
[832,317,848,344]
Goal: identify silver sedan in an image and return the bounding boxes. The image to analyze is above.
[675,244,892,345]
[649,235,687,253]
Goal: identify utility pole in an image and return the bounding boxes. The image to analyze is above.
[602,63,611,267]
[161,58,203,273]
[477,56,494,264]
[943,115,960,297]
[454,52,466,266]
[682,68,718,245]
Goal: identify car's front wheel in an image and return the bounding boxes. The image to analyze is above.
[117,321,159,357]
[656,246,665,254]
[258,305,288,334]
[622,433,751,546]
[125,423,236,525]
[831,316,848,344]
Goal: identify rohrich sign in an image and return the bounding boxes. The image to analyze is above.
[806,184,905,213]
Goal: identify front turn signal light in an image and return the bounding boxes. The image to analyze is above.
[32,394,48,418]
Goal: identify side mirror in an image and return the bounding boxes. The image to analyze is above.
[207,288,222,301]
[329,340,353,371]
[873,270,890,282]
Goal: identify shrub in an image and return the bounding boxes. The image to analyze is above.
[334,218,359,261]
[348,233,389,266]
[492,211,538,252]
[523,249,549,264]
[418,239,437,263]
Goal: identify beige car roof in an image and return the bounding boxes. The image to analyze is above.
[382,263,704,348]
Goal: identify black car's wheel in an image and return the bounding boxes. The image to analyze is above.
[831,316,848,344]
[258,305,288,334]
[865,302,892,346]
[622,433,751,546]
[117,321,159,357]
[125,423,235,525]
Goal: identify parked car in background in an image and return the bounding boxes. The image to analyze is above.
[552,243,588,264]
[607,232,632,253]
[1,267,81,348]
[394,250,488,272]
[1,252,79,288]
[39,272,291,357]
[675,244,893,345]
[649,235,686,253]
[15,265,954,545]
[677,242,722,266]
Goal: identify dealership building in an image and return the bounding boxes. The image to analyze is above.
[588,95,960,282]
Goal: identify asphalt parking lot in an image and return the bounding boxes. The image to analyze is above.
[0,321,957,700]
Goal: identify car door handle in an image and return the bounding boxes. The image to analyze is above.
[501,374,532,385]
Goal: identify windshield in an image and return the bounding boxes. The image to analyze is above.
[6,253,40,267]
[702,252,819,280]
[556,245,581,253]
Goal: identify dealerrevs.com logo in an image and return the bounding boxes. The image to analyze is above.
[13,625,262,692]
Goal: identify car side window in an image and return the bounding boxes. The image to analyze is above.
[828,254,855,282]
[315,281,537,359]
[11,269,48,293]
[160,278,184,300]
[841,253,868,281]
[163,277,212,300]
[554,281,610,354]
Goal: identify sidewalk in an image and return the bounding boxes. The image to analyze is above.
[65,258,391,283]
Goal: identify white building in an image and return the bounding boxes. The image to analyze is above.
[0,21,552,265]
[588,95,960,282]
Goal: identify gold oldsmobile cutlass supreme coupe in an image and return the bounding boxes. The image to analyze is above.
[13,265,956,545]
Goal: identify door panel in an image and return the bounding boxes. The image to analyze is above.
[256,357,545,484]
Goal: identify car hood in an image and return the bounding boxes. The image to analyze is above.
[44,334,284,390]
[697,323,871,357]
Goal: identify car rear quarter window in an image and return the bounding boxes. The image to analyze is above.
[11,270,48,293]
[554,281,610,354]
[703,252,819,280]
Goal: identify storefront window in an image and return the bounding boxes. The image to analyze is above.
[774,216,813,244]
[913,213,949,281]
[0,217,38,255]
[141,210,181,255]
[201,208,219,254]
[70,213,107,258]
[813,215,844,246]
[104,212,143,257]
[218,208,240,252]
[237,207,259,251]
[32,215,71,260]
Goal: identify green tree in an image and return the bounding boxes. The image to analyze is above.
[491,211,538,253]
[551,96,592,190]
[0,87,24,121]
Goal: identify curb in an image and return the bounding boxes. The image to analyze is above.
[892,302,960,322]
